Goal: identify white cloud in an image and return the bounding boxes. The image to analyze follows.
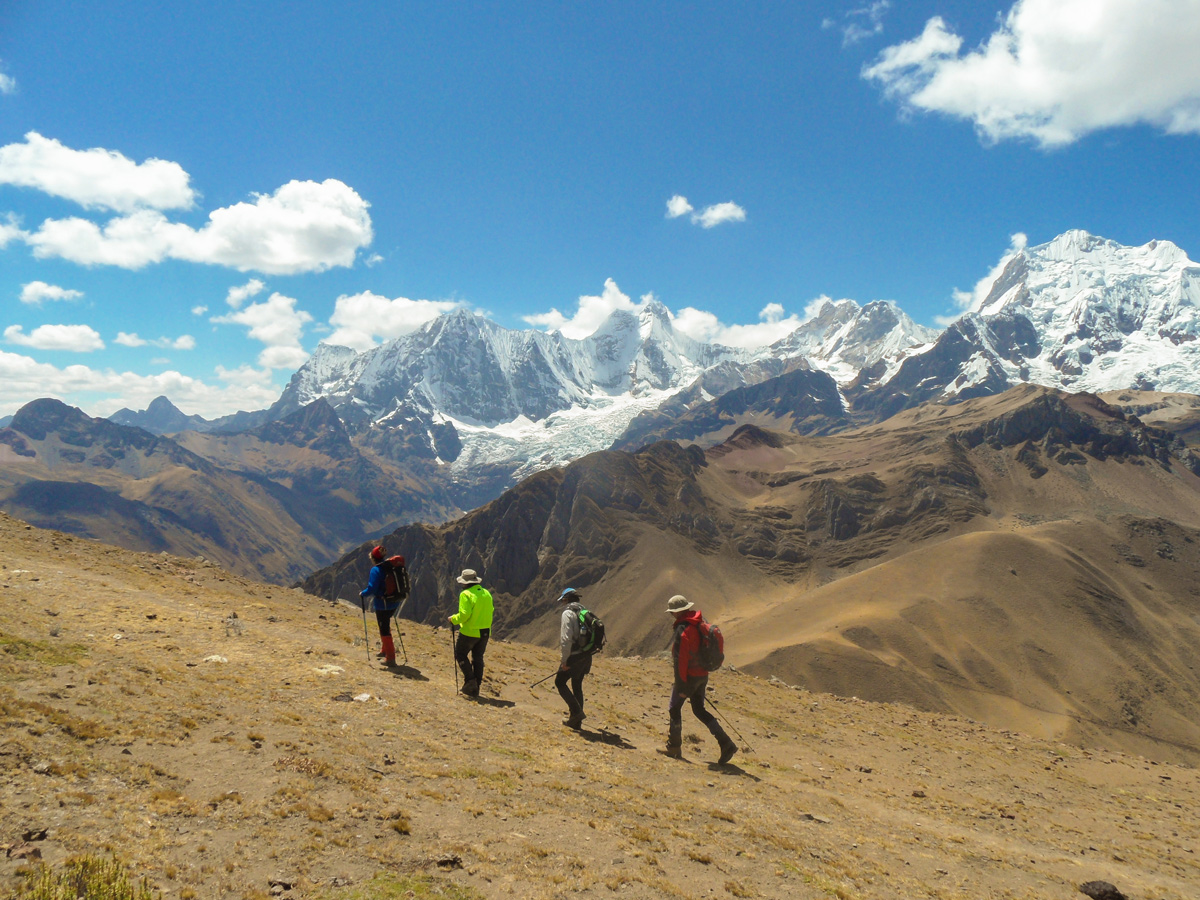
[115,332,196,350]
[666,195,694,218]
[863,0,1200,147]
[0,62,15,95]
[666,196,748,228]
[673,302,803,349]
[22,178,374,275]
[115,332,147,347]
[4,323,105,352]
[211,291,312,369]
[524,278,642,339]
[191,305,208,316]
[326,290,462,351]
[0,349,281,419]
[365,253,384,267]
[0,132,196,212]
[692,202,747,229]
[829,1,892,46]
[226,278,265,309]
[937,232,1029,325]
[0,215,25,247]
[20,281,83,305]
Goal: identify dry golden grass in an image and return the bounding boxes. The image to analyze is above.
[0,511,1198,900]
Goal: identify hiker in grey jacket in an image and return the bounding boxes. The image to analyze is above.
[554,588,593,729]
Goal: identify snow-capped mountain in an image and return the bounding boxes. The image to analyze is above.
[271,296,932,483]
[859,230,1200,414]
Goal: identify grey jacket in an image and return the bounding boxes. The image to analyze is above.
[559,602,584,665]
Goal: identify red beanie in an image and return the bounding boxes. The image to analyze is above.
[370,546,384,562]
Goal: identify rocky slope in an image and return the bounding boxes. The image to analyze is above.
[1,511,1196,900]
[0,399,447,583]
[304,385,1200,764]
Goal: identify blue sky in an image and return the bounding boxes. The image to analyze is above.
[3,0,1200,418]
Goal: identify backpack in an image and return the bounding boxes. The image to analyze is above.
[381,555,410,602]
[575,607,606,655]
[694,618,724,671]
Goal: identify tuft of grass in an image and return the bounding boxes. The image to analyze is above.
[312,872,485,900]
[11,854,158,900]
[0,633,87,667]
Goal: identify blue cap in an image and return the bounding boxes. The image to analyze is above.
[557,588,580,602]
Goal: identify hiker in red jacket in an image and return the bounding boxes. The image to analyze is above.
[665,594,737,764]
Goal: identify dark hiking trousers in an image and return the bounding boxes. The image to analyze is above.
[455,628,490,685]
[668,674,731,750]
[374,607,395,638]
[555,653,592,716]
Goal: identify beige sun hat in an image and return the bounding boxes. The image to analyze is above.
[456,568,482,585]
[665,594,694,614]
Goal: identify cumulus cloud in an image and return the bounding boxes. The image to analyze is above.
[0,132,195,212]
[211,291,312,369]
[672,302,804,349]
[666,195,694,218]
[692,202,747,228]
[0,349,281,419]
[4,323,105,352]
[115,332,196,350]
[824,1,891,46]
[226,278,265,309]
[22,178,373,275]
[667,196,748,228]
[325,291,462,351]
[0,62,14,95]
[936,232,1030,326]
[525,280,800,349]
[20,281,83,305]
[863,0,1200,147]
[524,278,642,340]
[191,305,208,316]
[0,215,25,247]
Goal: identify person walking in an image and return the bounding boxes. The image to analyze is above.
[665,594,737,764]
[359,546,405,667]
[449,568,493,697]
[554,588,594,729]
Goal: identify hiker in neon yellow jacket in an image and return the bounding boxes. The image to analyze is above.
[449,568,493,697]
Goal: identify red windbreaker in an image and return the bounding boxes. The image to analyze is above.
[672,610,707,680]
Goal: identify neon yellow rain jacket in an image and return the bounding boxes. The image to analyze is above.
[450,584,494,637]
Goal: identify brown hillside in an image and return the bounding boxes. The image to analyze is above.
[1,513,1197,900]
[305,386,1200,764]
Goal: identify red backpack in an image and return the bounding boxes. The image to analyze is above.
[695,618,725,671]
[381,555,410,602]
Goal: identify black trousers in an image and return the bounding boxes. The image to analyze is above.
[455,628,490,684]
[668,674,730,749]
[374,607,394,638]
[555,653,593,715]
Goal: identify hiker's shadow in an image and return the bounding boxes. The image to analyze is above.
[385,665,429,681]
[707,761,760,781]
[464,695,516,708]
[578,728,636,750]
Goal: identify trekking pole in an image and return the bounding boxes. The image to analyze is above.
[450,625,459,695]
[391,607,408,664]
[529,670,556,689]
[708,696,754,753]
[339,587,372,664]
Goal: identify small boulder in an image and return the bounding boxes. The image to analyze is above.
[1079,881,1127,900]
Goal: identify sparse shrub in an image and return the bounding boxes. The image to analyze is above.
[11,854,158,900]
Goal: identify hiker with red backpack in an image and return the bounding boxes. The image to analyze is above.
[359,546,409,667]
[553,587,605,729]
[665,594,737,765]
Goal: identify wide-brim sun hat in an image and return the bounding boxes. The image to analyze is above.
[457,568,482,585]
[665,594,694,614]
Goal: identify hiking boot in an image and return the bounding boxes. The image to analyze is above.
[461,679,479,697]
[564,711,585,729]
[664,745,683,760]
[718,740,738,765]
